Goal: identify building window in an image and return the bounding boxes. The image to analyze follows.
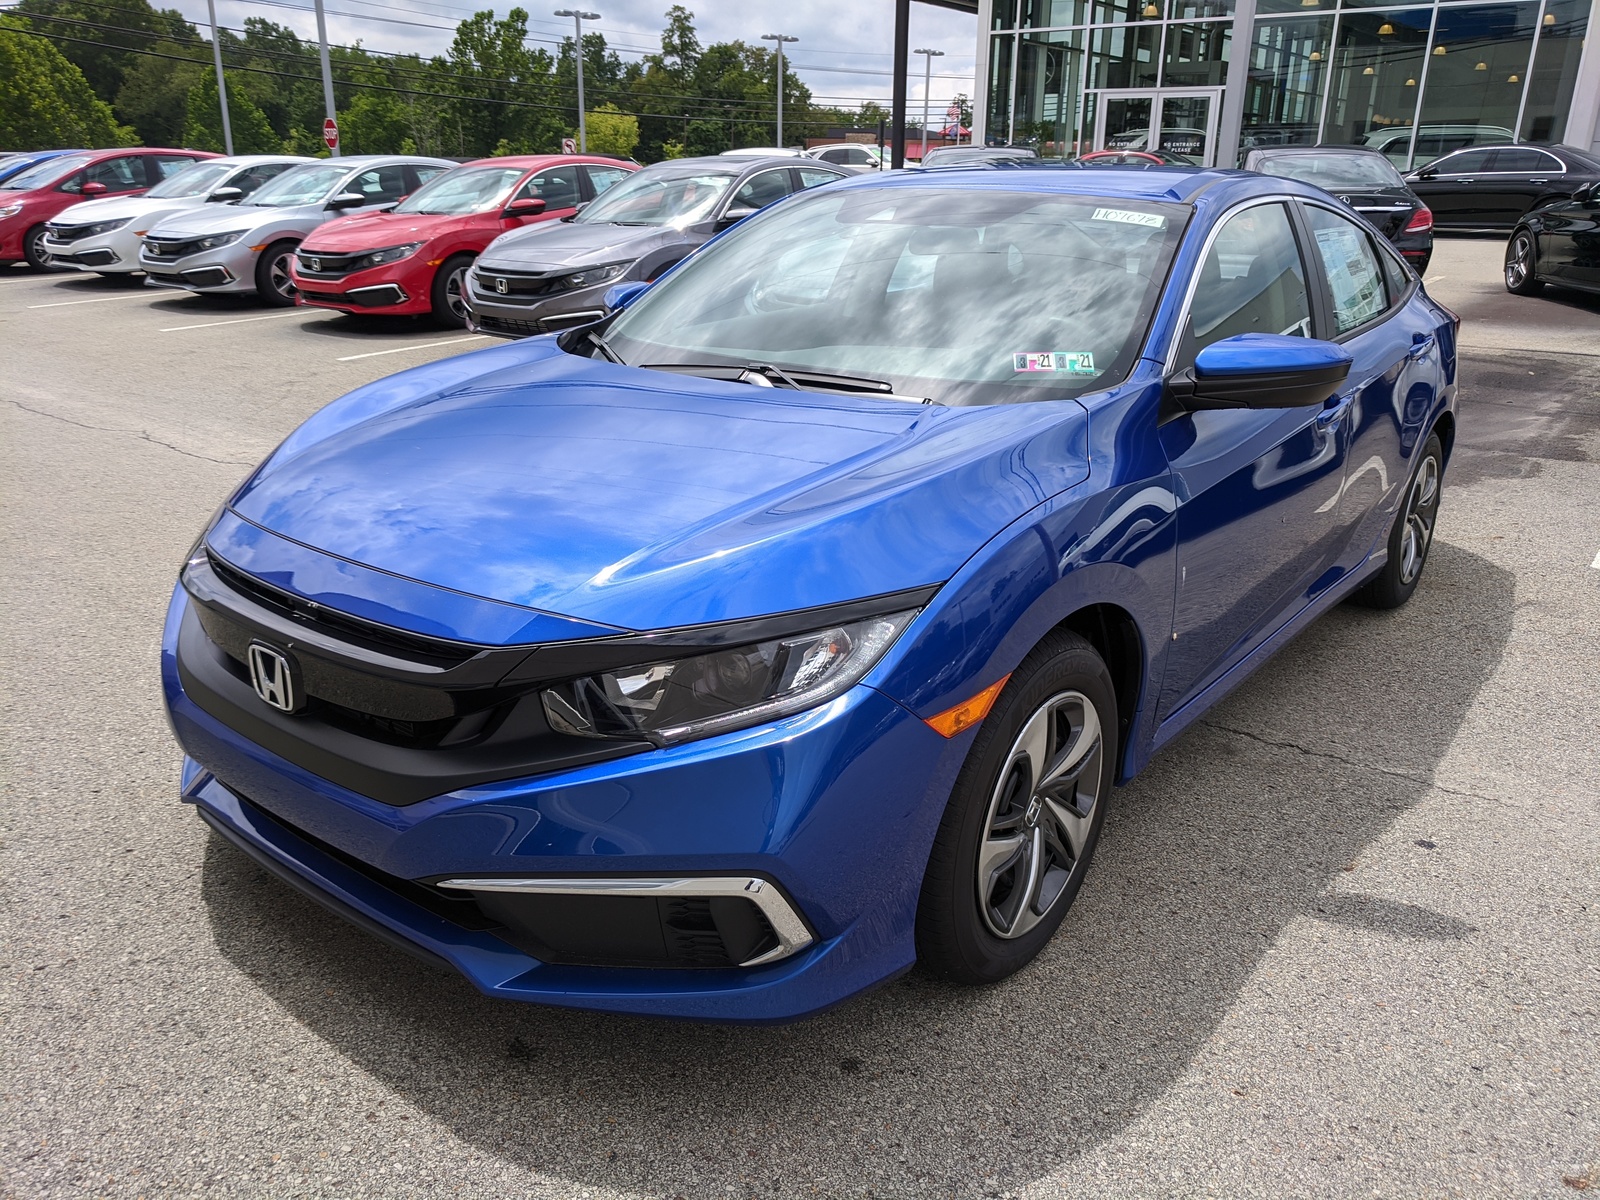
[1413,4,1539,164]
[1520,0,1587,143]
[1321,8,1431,156]
[1242,15,1334,150]
[1016,30,1090,153]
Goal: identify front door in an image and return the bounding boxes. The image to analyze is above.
[1092,89,1221,166]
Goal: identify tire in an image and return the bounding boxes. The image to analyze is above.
[254,239,299,306]
[430,253,473,328]
[22,224,54,271]
[916,630,1117,985]
[1504,230,1542,295]
[1351,432,1445,610]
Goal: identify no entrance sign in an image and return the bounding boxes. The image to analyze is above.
[323,118,339,150]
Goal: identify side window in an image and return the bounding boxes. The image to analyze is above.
[818,148,848,165]
[1377,241,1412,303]
[732,168,795,210]
[350,166,409,204]
[84,156,142,193]
[851,147,876,166]
[232,162,293,196]
[150,155,199,181]
[1303,205,1388,335]
[797,167,843,190]
[408,164,448,191]
[582,164,630,195]
[1182,203,1311,363]
[1434,148,1496,175]
[519,166,582,209]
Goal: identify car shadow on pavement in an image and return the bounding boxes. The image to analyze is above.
[201,538,1514,1199]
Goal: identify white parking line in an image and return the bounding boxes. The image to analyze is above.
[336,336,487,362]
[1592,548,1600,570]
[160,311,316,332]
[28,291,161,309]
[1425,274,1446,284]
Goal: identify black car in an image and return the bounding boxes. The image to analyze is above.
[464,155,846,338]
[1406,144,1600,232]
[1242,146,1433,273]
[1504,180,1600,297]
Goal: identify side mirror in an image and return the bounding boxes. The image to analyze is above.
[603,280,650,312]
[327,191,367,209]
[1168,334,1352,412]
[1573,180,1599,206]
[80,181,108,196]
[717,203,758,229]
[1415,167,1439,180]
[505,196,546,216]
[208,186,243,202]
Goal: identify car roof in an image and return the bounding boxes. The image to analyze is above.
[456,154,637,169]
[823,163,1311,207]
[638,154,823,176]
[1250,145,1388,157]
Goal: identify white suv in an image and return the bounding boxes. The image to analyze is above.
[803,144,886,173]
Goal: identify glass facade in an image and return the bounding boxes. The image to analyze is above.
[981,0,1595,168]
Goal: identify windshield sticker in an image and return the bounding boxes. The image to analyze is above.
[1013,351,1097,375]
[1091,208,1166,229]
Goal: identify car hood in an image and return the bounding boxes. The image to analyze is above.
[477,221,681,271]
[51,193,188,226]
[301,209,466,251]
[149,200,323,237]
[226,339,1090,633]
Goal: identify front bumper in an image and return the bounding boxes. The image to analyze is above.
[463,272,612,339]
[292,258,430,316]
[140,240,260,293]
[43,227,143,272]
[162,585,964,1021]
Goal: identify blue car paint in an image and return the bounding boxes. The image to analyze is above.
[163,166,1458,1021]
[0,149,84,185]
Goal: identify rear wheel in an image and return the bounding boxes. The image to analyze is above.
[916,631,1116,984]
[254,239,299,306]
[22,224,54,271]
[1351,432,1444,610]
[1504,230,1542,295]
[430,253,473,328]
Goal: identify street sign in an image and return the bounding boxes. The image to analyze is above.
[561,137,577,154]
[323,118,339,150]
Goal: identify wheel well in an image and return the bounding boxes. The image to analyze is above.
[1058,604,1142,763]
[1431,410,1456,465]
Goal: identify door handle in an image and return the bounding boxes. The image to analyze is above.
[1316,396,1351,428]
[1529,178,1549,184]
[1407,332,1436,360]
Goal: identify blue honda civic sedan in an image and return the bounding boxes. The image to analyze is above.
[163,166,1458,1021]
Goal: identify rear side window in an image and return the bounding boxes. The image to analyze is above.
[733,169,795,210]
[412,164,449,187]
[818,148,848,164]
[232,162,295,196]
[797,167,843,190]
[583,164,630,195]
[1182,202,1311,363]
[1490,148,1562,173]
[149,155,201,181]
[1303,205,1387,334]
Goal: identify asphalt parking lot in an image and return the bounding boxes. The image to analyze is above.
[2,241,1597,1200]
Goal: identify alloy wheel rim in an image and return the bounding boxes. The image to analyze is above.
[269,251,296,299]
[976,690,1103,940]
[29,228,51,267]
[445,265,468,321]
[1399,453,1440,585]
[1507,236,1530,288]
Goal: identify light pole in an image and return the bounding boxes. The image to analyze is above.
[915,47,944,160]
[555,9,601,151]
[205,0,232,154]
[761,33,798,147]
[312,0,338,154]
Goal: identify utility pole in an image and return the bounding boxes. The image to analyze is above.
[761,33,798,147]
[555,9,601,152]
[206,0,233,154]
[914,47,944,160]
[890,0,908,168]
[313,0,338,155]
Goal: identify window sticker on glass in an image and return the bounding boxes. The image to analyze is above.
[1313,226,1384,330]
[1091,208,1166,229]
[1013,351,1097,374]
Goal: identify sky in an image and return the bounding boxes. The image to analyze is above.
[172,0,981,114]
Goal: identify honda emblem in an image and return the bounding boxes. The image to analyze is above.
[246,642,300,713]
[495,277,509,294]
[309,257,322,272]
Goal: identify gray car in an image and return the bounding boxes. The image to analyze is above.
[139,155,455,304]
[465,155,848,339]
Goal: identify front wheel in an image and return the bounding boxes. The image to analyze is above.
[916,631,1116,985]
[254,239,299,306]
[1504,230,1542,295]
[23,224,54,271]
[430,253,473,328]
[1351,431,1444,610]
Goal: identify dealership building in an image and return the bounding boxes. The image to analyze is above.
[966,0,1600,166]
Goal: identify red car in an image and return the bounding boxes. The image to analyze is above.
[0,147,219,269]
[290,154,637,327]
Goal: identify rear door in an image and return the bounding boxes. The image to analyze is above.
[1481,147,1565,227]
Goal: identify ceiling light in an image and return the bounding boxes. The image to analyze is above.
[1363,65,1375,74]
[1508,73,1519,82]
[1543,11,1555,24]
[1475,60,1488,69]
[1309,49,1322,60]
[1377,22,1394,34]
[1143,2,1159,15]
[1404,76,1416,85]
[1433,44,1447,54]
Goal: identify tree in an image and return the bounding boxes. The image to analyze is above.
[655,5,699,80]
[12,0,196,103]
[582,103,637,157]
[182,70,280,153]
[340,88,412,155]
[0,16,138,148]
[681,116,726,157]
[114,43,203,147]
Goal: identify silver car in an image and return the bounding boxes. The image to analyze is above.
[139,155,455,304]
[43,156,310,275]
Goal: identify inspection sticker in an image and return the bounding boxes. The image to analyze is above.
[1013,351,1096,374]
[1091,207,1166,228]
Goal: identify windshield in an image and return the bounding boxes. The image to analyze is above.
[1,154,92,190]
[606,187,1187,406]
[146,161,235,199]
[394,165,523,215]
[1259,152,1405,190]
[578,167,737,226]
[245,162,348,207]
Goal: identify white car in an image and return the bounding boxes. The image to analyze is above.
[139,155,455,305]
[803,144,886,173]
[42,156,310,275]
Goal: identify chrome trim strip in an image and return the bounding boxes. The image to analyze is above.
[1159,194,1286,369]
[435,874,815,967]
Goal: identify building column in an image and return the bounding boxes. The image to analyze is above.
[973,0,994,145]
[1567,0,1600,152]
[1216,0,1257,167]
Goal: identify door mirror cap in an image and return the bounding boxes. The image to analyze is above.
[1414,167,1439,180]
[80,181,108,196]
[717,203,759,229]
[327,191,367,209]
[1573,180,1599,206]
[603,279,651,312]
[208,186,243,202]
[1170,334,1353,412]
[506,196,546,216]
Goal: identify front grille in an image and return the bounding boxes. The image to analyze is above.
[45,223,99,243]
[295,250,367,277]
[471,269,570,304]
[144,236,204,259]
[475,312,543,337]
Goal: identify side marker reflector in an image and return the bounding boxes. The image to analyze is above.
[924,674,1012,739]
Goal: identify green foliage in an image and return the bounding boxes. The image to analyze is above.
[340,87,412,155]
[0,16,138,148]
[12,0,196,103]
[659,138,684,160]
[682,117,727,157]
[182,69,280,153]
[114,43,202,147]
[582,103,638,158]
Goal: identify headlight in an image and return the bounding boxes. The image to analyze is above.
[84,218,132,236]
[542,609,919,746]
[0,203,24,219]
[189,230,246,252]
[562,262,628,290]
[357,242,423,269]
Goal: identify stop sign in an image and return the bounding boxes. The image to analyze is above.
[322,118,339,150]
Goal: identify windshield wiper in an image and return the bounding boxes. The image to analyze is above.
[641,362,940,404]
[588,331,625,365]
